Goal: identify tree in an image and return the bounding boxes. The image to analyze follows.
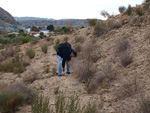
[40,32,44,39]
[19,29,24,36]
[47,25,54,31]
[31,26,39,32]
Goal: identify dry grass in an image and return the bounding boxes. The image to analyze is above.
[116,76,140,99]
[116,37,129,54]
[116,37,133,67]
[93,63,116,89]
[0,54,27,73]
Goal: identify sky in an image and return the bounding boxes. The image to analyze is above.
[1,0,144,20]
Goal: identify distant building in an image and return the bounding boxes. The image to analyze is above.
[29,31,40,37]
[26,28,31,32]
[40,28,50,37]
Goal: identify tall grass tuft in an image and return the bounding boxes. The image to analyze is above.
[26,48,36,59]
[32,95,50,113]
[41,44,48,54]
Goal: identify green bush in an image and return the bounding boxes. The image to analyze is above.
[11,37,22,45]
[126,5,132,15]
[136,7,144,16]
[41,44,48,54]
[0,37,10,44]
[32,95,50,113]
[88,19,97,26]
[22,35,32,44]
[119,6,126,13]
[26,48,36,59]
[0,93,25,113]
[45,66,50,73]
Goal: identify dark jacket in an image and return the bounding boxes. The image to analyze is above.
[57,48,73,68]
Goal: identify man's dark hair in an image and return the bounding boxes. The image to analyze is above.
[72,50,77,57]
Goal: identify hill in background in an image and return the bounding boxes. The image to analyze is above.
[16,19,91,28]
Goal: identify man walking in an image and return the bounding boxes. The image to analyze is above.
[57,42,77,76]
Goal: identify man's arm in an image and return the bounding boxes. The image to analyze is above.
[62,57,66,71]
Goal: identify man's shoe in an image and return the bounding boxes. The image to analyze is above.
[66,72,70,74]
[58,75,63,76]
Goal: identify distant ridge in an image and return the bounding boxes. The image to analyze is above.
[14,17,55,21]
[15,17,102,28]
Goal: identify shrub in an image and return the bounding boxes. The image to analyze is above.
[6,82,37,104]
[73,61,95,83]
[63,37,68,42]
[116,37,129,54]
[143,2,150,10]
[54,39,60,51]
[136,7,144,16]
[22,35,32,44]
[41,44,48,54]
[0,37,10,44]
[116,76,139,99]
[88,19,97,26]
[54,87,59,95]
[119,6,126,13]
[94,22,108,36]
[32,95,50,113]
[75,37,84,43]
[0,82,36,113]
[45,65,50,73]
[0,93,25,113]
[100,10,110,18]
[126,5,132,16]
[31,38,39,45]
[26,48,36,59]
[119,51,133,67]
[0,55,26,73]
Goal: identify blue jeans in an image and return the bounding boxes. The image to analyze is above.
[57,55,70,76]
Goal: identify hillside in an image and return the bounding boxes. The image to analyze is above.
[0,1,150,113]
[0,7,17,26]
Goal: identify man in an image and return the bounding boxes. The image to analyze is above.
[57,42,77,76]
